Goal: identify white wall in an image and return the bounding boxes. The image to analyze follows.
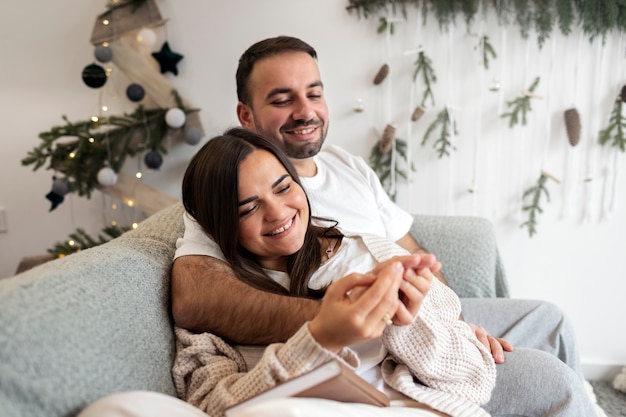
[1,0,624,377]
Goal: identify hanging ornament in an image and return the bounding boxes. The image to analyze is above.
[165,107,186,128]
[152,41,184,76]
[81,63,108,88]
[126,83,145,102]
[184,126,204,145]
[45,176,69,211]
[373,63,389,85]
[144,150,163,169]
[379,124,396,154]
[621,84,626,103]
[353,98,365,113]
[97,167,118,187]
[137,27,157,48]
[489,79,501,92]
[94,44,113,63]
[564,108,581,146]
[411,105,425,122]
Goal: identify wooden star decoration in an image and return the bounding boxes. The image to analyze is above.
[152,41,184,76]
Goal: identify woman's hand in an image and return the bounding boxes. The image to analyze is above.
[308,261,404,353]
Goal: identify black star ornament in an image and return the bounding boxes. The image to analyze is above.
[152,41,184,76]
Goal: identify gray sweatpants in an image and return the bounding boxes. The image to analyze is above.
[461,298,595,416]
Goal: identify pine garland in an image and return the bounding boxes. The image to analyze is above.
[422,107,457,158]
[501,76,541,128]
[598,98,626,152]
[479,35,497,70]
[346,0,626,44]
[48,225,130,258]
[21,91,193,198]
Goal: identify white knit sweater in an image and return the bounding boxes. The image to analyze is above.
[172,234,496,417]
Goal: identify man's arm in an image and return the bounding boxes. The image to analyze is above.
[171,255,320,344]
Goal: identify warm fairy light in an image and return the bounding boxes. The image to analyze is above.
[105,68,113,76]
[111,220,117,226]
[135,171,143,179]
[126,199,135,207]
[68,240,75,247]
[69,152,76,158]
[102,105,108,112]
[102,19,110,26]
[132,223,138,229]
[102,41,109,47]
[88,137,95,143]
[111,203,118,210]
[91,116,99,123]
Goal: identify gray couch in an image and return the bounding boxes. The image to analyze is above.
[0,202,509,417]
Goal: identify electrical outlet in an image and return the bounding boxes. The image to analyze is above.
[0,207,6,233]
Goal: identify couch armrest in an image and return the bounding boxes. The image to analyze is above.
[409,215,509,298]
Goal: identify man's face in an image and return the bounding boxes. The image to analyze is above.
[237,52,329,159]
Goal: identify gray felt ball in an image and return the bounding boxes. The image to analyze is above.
[94,45,113,63]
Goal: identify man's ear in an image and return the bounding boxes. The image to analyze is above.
[236,102,254,129]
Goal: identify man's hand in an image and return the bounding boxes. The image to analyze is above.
[467,322,514,364]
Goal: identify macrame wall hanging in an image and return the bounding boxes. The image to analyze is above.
[347,0,626,237]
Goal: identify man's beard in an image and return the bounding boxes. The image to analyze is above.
[256,120,328,159]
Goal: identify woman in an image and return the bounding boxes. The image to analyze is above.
[173,128,496,417]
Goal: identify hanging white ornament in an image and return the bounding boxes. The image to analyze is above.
[137,27,157,48]
[165,108,186,128]
[97,167,118,187]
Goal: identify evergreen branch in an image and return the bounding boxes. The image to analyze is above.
[422,107,458,158]
[479,35,497,70]
[47,225,130,258]
[22,91,195,199]
[412,50,437,107]
[501,76,541,128]
[369,137,415,201]
[520,173,551,237]
[598,99,626,152]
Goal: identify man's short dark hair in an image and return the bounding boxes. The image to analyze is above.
[236,36,318,105]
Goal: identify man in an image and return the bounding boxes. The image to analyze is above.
[172,36,595,416]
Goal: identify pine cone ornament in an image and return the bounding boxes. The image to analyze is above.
[379,124,396,154]
[411,105,425,122]
[564,108,581,147]
[373,64,389,85]
[621,85,626,103]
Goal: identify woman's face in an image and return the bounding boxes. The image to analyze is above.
[237,149,309,270]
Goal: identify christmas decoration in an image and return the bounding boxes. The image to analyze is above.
[411,105,425,122]
[412,50,436,107]
[373,63,389,85]
[598,97,626,152]
[183,126,204,145]
[520,171,559,237]
[369,136,414,202]
[47,225,129,258]
[45,176,70,211]
[126,83,145,102]
[94,44,113,63]
[97,167,118,187]
[346,0,626,45]
[479,35,497,70]
[23,0,204,216]
[422,107,457,158]
[152,41,184,76]
[379,123,396,154]
[501,76,541,128]
[136,27,157,47]
[144,150,163,169]
[81,63,108,88]
[165,107,186,128]
[564,108,581,146]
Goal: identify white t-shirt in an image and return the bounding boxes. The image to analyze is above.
[174,144,413,260]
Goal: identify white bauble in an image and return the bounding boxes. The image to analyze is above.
[165,108,186,128]
[97,167,118,187]
[137,28,157,47]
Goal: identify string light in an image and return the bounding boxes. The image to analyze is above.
[132,222,138,229]
[91,116,99,123]
[126,199,135,207]
[135,171,143,179]
[69,152,76,158]
[102,19,110,26]
[68,240,75,247]
[111,220,117,226]
[111,203,118,210]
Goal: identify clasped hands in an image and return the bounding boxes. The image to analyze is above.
[309,253,513,362]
